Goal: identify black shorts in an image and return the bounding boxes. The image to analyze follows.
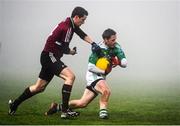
[39,51,67,82]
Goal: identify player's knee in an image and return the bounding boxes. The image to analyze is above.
[31,79,47,93]
[39,87,46,92]
[71,73,75,81]
[67,74,75,83]
[34,84,46,93]
[102,89,111,97]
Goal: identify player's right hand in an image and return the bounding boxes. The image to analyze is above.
[91,42,101,55]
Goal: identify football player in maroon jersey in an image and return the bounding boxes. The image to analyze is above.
[8,6,101,119]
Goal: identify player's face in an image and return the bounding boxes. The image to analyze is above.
[74,15,87,27]
[105,35,117,48]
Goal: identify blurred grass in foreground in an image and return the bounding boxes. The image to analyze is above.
[0,77,180,125]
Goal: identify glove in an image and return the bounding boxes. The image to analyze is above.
[70,47,77,55]
[73,47,77,53]
[91,42,102,56]
[111,56,120,68]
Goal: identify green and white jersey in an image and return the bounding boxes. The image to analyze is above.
[86,41,127,86]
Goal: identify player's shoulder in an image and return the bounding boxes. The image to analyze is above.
[58,17,71,30]
[61,17,70,24]
[114,42,121,49]
[112,43,123,54]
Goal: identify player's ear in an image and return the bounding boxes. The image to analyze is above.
[104,38,108,44]
[74,15,80,20]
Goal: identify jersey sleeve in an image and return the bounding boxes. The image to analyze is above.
[88,53,99,65]
[74,26,87,40]
[88,63,105,74]
[114,43,126,60]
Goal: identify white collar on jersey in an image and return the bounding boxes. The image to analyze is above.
[70,17,75,29]
[97,41,108,49]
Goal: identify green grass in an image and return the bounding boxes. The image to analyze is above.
[0,77,180,125]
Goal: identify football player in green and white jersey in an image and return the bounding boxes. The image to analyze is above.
[45,28,127,119]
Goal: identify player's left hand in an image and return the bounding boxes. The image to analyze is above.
[104,64,112,75]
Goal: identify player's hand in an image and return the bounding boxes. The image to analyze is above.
[70,47,77,55]
[104,64,112,75]
[111,56,120,68]
[91,42,102,55]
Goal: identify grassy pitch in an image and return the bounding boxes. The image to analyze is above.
[0,78,180,125]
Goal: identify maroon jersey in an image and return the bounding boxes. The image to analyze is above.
[43,17,87,57]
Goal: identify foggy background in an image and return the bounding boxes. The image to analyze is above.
[0,0,179,85]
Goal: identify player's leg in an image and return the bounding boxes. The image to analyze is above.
[8,51,54,115]
[58,67,79,118]
[8,78,49,115]
[44,102,59,116]
[94,80,111,119]
[45,71,100,117]
[69,88,97,109]
[95,80,111,110]
[45,85,98,116]
[69,78,104,109]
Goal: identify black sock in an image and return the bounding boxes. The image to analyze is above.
[61,84,72,112]
[14,87,36,107]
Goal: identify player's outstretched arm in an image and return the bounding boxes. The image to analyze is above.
[83,36,101,55]
[88,63,105,74]
[84,36,93,44]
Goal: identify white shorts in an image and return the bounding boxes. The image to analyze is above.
[86,70,106,86]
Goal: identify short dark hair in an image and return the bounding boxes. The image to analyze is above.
[102,28,116,39]
[71,6,88,18]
